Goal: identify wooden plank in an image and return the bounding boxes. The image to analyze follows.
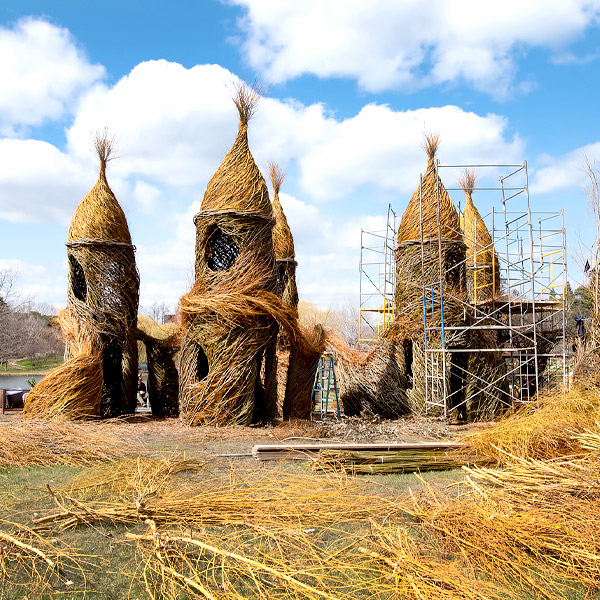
[252,441,463,461]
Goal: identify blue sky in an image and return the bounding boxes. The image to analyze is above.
[1,0,599,312]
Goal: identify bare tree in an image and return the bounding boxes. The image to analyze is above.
[0,269,62,367]
[298,300,359,347]
[142,301,172,324]
[583,152,600,351]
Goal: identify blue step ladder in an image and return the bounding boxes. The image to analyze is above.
[312,354,340,419]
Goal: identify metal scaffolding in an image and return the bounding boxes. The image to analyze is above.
[358,204,398,349]
[422,161,567,417]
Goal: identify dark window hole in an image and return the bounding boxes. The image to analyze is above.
[277,264,289,287]
[206,228,239,271]
[102,338,123,408]
[69,255,87,301]
[196,346,209,382]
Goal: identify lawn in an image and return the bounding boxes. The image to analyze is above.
[0,357,63,374]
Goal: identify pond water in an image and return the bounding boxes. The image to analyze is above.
[0,374,45,390]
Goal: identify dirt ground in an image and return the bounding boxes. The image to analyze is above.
[1,409,489,459]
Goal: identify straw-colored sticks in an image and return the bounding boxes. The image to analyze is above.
[0,420,132,467]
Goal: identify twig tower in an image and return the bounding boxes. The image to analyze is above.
[393,134,467,416]
[24,132,139,419]
[179,84,280,426]
[268,163,299,314]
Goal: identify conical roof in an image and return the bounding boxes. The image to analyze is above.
[460,169,494,265]
[397,134,461,244]
[68,134,131,244]
[268,162,295,259]
[200,85,271,215]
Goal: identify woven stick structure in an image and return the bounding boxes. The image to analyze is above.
[397,134,462,244]
[268,162,299,314]
[178,85,281,426]
[332,338,411,418]
[264,162,324,419]
[394,134,465,321]
[283,323,326,419]
[137,315,179,417]
[25,133,139,419]
[460,169,499,303]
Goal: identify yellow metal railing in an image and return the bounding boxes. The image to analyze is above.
[472,252,496,304]
[540,249,565,300]
[358,299,395,348]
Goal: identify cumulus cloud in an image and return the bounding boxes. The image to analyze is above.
[298,104,524,200]
[0,139,93,224]
[64,60,524,206]
[231,0,600,96]
[530,142,600,194]
[0,17,104,134]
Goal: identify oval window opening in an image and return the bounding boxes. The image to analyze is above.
[278,264,289,286]
[206,228,239,271]
[196,346,209,382]
[69,255,87,301]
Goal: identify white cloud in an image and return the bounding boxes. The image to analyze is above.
[132,181,162,213]
[66,61,241,186]
[231,0,600,96]
[64,61,523,205]
[298,104,524,201]
[0,17,104,134]
[530,142,600,194]
[0,139,93,224]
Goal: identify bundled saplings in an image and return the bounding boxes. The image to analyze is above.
[266,163,326,419]
[24,133,139,419]
[178,86,281,426]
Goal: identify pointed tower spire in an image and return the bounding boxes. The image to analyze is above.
[397,133,461,243]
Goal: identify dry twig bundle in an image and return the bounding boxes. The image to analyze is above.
[409,444,600,598]
[35,465,396,530]
[463,382,600,461]
[312,448,482,475]
[0,420,131,467]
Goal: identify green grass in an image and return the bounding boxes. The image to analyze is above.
[0,357,63,374]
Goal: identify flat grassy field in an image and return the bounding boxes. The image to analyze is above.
[0,357,63,375]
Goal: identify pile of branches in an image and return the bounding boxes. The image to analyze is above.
[0,420,133,467]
